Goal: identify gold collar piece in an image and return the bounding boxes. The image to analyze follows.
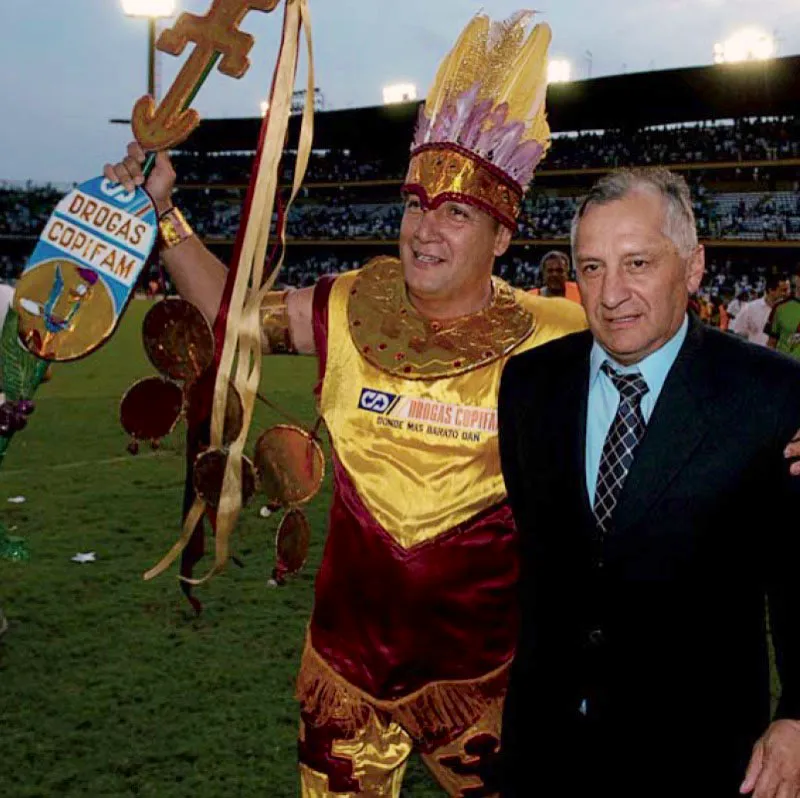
[347,256,534,380]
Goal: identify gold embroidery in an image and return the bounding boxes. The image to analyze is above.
[403,145,521,229]
[347,256,534,380]
[261,290,296,354]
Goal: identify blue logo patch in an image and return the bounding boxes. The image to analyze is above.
[358,389,397,414]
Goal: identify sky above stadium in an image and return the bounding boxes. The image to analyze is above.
[1,0,798,184]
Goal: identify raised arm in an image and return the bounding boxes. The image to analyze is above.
[103,142,315,355]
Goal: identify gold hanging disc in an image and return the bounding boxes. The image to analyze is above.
[120,376,183,441]
[142,298,214,381]
[253,424,325,507]
[192,447,257,509]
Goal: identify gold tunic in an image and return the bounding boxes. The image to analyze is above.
[318,256,586,549]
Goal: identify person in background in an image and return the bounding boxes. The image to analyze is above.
[709,294,730,330]
[726,289,748,322]
[731,273,789,346]
[765,271,800,359]
[530,250,582,302]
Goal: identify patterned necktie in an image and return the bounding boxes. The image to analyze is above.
[593,362,650,535]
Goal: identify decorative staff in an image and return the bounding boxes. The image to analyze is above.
[14,0,282,363]
[4,1,318,588]
[135,0,318,590]
[133,0,280,152]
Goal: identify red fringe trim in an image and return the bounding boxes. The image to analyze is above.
[295,636,510,744]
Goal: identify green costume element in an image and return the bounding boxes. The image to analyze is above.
[0,307,49,559]
[765,297,800,360]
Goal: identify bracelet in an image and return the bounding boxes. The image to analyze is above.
[261,290,296,354]
[158,206,194,249]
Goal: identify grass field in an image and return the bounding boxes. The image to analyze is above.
[0,299,443,797]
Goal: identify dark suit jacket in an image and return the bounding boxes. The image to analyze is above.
[498,318,800,797]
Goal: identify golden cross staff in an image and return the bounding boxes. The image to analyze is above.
[142,0,315,585]
[133,0,280,163]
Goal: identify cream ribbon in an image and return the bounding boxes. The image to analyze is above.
[144,0,314,583]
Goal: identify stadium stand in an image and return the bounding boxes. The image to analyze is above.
[3,55,800,309]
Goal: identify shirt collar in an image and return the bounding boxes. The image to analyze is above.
[590,314,689,396]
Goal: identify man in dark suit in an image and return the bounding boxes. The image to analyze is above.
[498,167,800,798]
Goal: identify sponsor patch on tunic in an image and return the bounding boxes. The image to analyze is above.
[357,387,496,442]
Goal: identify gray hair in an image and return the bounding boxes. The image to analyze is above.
[539,250,570,271]
[569,167,698,259]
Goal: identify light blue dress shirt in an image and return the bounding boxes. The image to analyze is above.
[585,315,689,505]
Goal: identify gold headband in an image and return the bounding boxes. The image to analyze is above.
[402,144,522,231]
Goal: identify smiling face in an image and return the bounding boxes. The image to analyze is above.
[574,189,704,365]
[398,195,511,318]
[543,256,568,294]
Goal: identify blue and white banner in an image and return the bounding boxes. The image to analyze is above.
[14,176,157,361]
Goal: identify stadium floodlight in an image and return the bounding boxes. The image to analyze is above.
[548,59,572,83]
[121,0,176,16]
[383,83,418,105]
[121,0,178,99]
[713,27,775,64]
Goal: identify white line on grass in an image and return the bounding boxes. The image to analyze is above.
[2,451,175,475]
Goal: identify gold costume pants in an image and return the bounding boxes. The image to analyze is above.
[298,698,503,797]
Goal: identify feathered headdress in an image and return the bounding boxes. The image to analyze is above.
[402,11,551,230]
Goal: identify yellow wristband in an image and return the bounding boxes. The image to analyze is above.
[261,290,296,354]
[158,206,194,249]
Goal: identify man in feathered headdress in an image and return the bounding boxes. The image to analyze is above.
[106,11,585,795]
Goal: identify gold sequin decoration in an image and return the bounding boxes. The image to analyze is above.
[15,259,116,362]
[403,147,521,227]
[477,14,528,104]
[260,290,295,354]
[421,13,550,151]
[348,257,534,380]
[430,16,489,112]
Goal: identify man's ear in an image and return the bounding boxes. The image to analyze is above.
[493,223,513,257]
[686,245,705,295]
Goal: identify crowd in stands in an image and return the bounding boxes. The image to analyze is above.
[0,254,24,282]
[4,182,798,246]
[170,117,800,186]
[172,151,394,185]
[177,192,241,238]
[0,184,62,237]
[2,117,799,304]
[702,191,800,240]
[274,254,364,289]
[518,195,579,239]
[284,202,403,240]
[174,188,800,245]
[545,117,800,170]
